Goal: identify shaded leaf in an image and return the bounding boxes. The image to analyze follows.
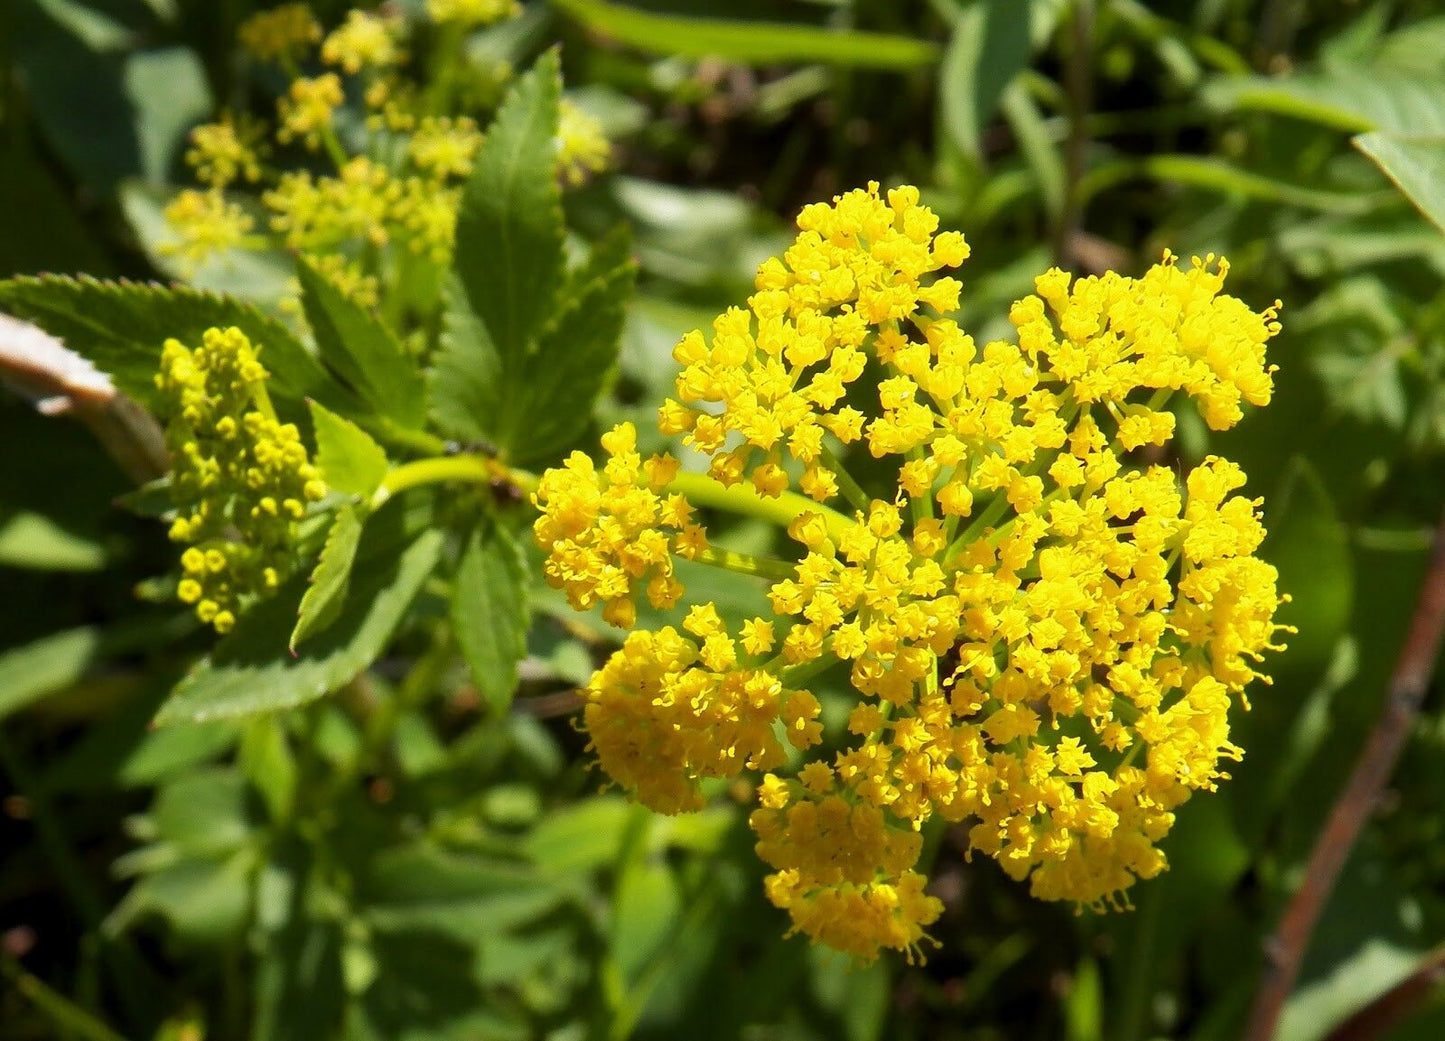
[296,258,425,428]
[941,0,1033,160]
[451,515,529,713]
[508,228,637,463]
[428,275,503,445]
[156,523,444,724]
[1354,132,1445,234]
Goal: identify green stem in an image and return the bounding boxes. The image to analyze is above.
[694,546,795,581]
[371,455,537,508]
[907,446,934,526]
[779,650,841,688]
[820,444,871,514]
[318,122,349,173]
[0,956,133,1041]
[665,471,855,542]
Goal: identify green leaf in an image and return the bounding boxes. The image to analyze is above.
[359,842,569,941]
[0,626,101,722]
[296,258,426,428]
[156,523,444,724]
[612,860,680,984]
[0,511,107,571]
[453,49,564,371]
[510,228,637,463]
[108,853,253,944]
[290,505,365,652]
[0,274,336,411]
[149,767,254,856]
[1264,457,1355,678]
[551,0,940,70]
[1207,64,1445,134]
[434,228,636,461]
[308,400,390,499]
[240,717,298,823]
[1353,132,1445,234]
[451,516,530,714]
[427,275,504,445]
[124,46,210,186]
[940,0,1033,159]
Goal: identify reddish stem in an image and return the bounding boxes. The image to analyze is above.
[1242,508,1445,1041]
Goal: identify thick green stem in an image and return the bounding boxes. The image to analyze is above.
[371,455,537,508]
[820,444,872,514]
[0,956,133,1041]
[665,471,855,542]
[694,545,795,581]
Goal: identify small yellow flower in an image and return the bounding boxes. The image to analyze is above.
[161,189,255,266]
[238,3,321,63]
[321,10,403,75]
[277,73,344,150]
[185,117,263,188]
[426,0,521,27]
[557,99,610,187]
[407,116,484,179]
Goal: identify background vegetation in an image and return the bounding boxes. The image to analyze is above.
[2,1,1444,1040]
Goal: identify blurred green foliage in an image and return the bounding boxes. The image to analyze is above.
[2,2,1444,1041]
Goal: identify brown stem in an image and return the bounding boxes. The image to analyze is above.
[1053,0,1094,269]
[1321,945,1445,1041]
[1242,508,1445,1041]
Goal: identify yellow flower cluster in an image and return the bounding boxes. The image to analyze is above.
[156,327,325,633]
[238,4,321,63]
[535,183,1286,961]
[165,3,596,296]
[185,118,263,188]
[161,190,255,266]
[426,0,521,27]
[277,73,345,149]
[321,10,404,74]
[557,99,611,187]
[532,422,705,628]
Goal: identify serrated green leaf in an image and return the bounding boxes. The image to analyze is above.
[433,229,636,462]
[156,523,444,724]
[1354,132,1445,234]
[551,0,939,69]
[308,400,390,499]
[941,0,1033,160]
[511,230,637,463]
[453,49,564,369]
[290,506,364,652]
[427,275,504,445]
[296,259,425,428]
[452,516,529,713]
[0,274,336,411]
